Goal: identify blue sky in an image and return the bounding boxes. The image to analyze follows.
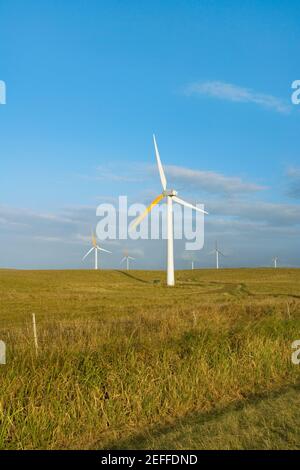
[0,0,299,269]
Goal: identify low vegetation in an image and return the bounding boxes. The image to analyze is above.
[0,268,299,449]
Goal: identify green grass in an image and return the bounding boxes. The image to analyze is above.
[0,268,299,449]
[115,384,300,450]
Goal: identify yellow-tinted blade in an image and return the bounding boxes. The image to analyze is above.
[91,231,97,247]
[130,193,165,230]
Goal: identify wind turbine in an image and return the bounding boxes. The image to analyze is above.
[209,241,225,269]
[130,135,207,286]
[121,251,135,270]
[183,250,197,270]
[272,256,278,268]
[82,231,112,270]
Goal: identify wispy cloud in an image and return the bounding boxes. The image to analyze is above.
[33,236,65,243]
[164,165,266,195]
[95,166,140,182]
[285,167,300,199]
[207,199,300,227]
[184,81,291,114]
[78,164,146,184]
[0,204,95,239]
[0,205,77,228]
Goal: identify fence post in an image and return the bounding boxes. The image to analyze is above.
[32,313,38,355]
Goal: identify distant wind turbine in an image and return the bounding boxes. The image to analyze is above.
[121,251,135,270]
[272,256,279,268]
[183,250,197,271]
[185,255,195,270]
[209,241,225,269]
[130,135,208,286]
[82,231,112,270]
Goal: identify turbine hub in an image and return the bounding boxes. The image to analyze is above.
[164,189,178,197]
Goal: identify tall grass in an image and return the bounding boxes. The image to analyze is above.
[0,268,299,449]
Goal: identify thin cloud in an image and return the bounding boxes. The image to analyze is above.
[164,165,266,195]
[0,204,95,240]
[184,81,291,114]
[206,218,299,236]
[285,167,300,199]
[0,205,77,231]
[33,236,64,243]
[207,200,300,227]
[79,163,147,184]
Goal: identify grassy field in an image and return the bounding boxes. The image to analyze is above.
[0,268,299,449]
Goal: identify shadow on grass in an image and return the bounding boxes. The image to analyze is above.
[115,270,152,284]
[105,382,300,450]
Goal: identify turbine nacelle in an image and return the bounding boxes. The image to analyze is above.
[163,189,178,197]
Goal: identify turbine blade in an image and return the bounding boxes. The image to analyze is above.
[120,257,126,264]
[172,196,208,214]
[153,134,167,191]
[82,247,94,261]
[128,256,135,260]
[129,193,165,230]
[97,246,112,254]
[219,251,225,257]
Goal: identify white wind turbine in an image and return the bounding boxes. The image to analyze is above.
[82,231,112,270]
[183,250,197,270]
[272,256,278,268]
[130,135,207,286]
[121,251,135,271]
[209,241,225,269]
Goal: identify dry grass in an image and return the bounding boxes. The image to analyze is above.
[0,268,299,449]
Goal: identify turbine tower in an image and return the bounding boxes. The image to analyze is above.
[131,135,207,286]
[272,256,278,268]
[121,251,135,270]
[209,241,225,269]
[183,250,197,271]
[82,231,112,269]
